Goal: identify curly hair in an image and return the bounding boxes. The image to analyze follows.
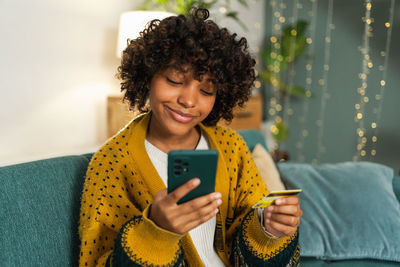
[117,8,256,126]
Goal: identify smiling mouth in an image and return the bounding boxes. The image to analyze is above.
[166,106,197,123]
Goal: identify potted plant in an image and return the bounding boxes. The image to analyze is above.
[260,20,311,161]
[139,0,250,29]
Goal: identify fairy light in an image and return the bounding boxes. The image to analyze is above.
[219,7,227,14]
[369,0,395,157]
[241,1,264,96]
[296,0,318,162]
[353,0,373,161]
[313,0,334,164]
[281,0,300,152]
[267,0,285,150]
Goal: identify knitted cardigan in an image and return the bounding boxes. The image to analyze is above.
[78,113,300,267]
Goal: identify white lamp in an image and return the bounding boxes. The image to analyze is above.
[116,11,175,58]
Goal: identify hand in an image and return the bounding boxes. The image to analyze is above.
[263,196,302,238]
[149,178,222,235]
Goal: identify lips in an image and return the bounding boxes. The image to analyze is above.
[166,106,197,123]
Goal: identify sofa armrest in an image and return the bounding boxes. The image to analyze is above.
[237,129,268,152]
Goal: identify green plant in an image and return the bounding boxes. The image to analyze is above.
[260,20,311,147]
[139,0,250,29]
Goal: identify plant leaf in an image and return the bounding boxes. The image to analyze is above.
[260,70,286,91]
[289,86,312,97]
[262,43,288,71]
[202,0,218,9]
[237,0,249,8]
[294,34,307,59]
[183,0,198,13]
[295,20,308,36]
[225,11,248,30]
[280,21,309,62]
[156,0,169,5]
[272,121,289,142]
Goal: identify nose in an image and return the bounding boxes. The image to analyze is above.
[177,84,197,108]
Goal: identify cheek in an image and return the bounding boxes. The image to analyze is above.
[149,85,173,107]
[202,97,217,114]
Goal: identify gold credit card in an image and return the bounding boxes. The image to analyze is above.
[252,189,302,209]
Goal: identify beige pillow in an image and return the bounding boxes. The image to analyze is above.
[251,144,286,192]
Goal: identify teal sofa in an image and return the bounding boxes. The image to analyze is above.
[1,130,400,266]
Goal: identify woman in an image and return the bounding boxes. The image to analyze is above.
[79,8,302,266]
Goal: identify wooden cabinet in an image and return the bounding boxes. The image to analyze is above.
[107,94,263,138]
[217,94,263,130]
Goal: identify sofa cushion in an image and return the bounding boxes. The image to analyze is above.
[251,144,285,192]
[278,161,400,262]
[0,155,89,266]
[300,257,400,266]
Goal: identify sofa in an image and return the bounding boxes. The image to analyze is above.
[1,130,399,266]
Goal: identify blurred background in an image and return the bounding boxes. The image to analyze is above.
[0,0,399,174]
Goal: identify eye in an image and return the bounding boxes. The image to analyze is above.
[201,89,214,96]
[166,77,182,85]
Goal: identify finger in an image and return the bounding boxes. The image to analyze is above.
[267,204,301,216]
[178,198,221,227]
[274,196,299,206]
[154,188,168,200]
[183,206,219,232]
[183,197,221,221]
[167,178,200,204]
[180,191,222,211]
[267,213,300,227]
[160,193,221,233]
[266,219,298,237]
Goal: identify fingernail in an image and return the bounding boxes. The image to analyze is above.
[192,178,200,186]
[216,199,222,205]
[267,206,274,212]
[275,199,282,205]
[214,192,222,199]
[266,212,272,218]
[215,209,219,214]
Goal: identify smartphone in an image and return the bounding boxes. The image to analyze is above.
[168,149,218,204]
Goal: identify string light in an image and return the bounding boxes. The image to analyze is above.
[353,0,373,161]
[369,0,395,157]
[267,0,285,150]
[281,0,300,152]
[313,0,334,164]
[296,0,318,162]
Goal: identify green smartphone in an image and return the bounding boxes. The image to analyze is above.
[168,149,218,204]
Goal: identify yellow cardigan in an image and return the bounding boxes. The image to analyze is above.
[79,113,299,266]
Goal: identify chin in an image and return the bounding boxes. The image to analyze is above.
[166,120,199,136]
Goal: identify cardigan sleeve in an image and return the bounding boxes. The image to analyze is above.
[227,133,300,267]
[78,149,186,267]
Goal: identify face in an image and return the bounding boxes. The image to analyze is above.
[148,66,217,139]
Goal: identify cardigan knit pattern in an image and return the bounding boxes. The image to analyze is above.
[78,112,300,267]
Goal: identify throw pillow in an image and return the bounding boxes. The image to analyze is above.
[278,161,400,262]
[252,144,285,192]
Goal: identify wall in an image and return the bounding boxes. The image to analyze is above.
[0,0,265,166]
[0,0,137,166]
[263,0,400,172]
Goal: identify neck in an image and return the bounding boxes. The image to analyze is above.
[146,116,201,154]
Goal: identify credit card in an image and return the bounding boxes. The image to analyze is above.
[252,189,302,209]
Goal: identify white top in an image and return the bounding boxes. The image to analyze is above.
[145,131,226,266]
